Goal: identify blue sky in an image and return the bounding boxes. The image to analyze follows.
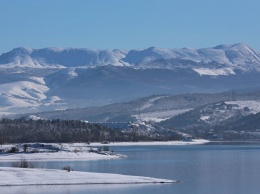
[0,0,259,54]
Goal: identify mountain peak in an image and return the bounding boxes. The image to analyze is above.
[10,47,33,55]
[213,43,250,50]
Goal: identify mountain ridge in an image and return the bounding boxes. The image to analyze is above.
[1,43,259,71]
[1,43,260,116]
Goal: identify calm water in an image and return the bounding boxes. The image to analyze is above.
[2,142,260,194]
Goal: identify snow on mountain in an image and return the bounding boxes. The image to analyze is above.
[0,43,259,72]
[0,47,127,68]
[137,96,167,111]
[193,67,235,76]
[133,109,191,122]
[0,81,48,103]
[29,76,45,84]
[132,96,192,122]
[214,43,260,63]
[0,75,62,115]
[122,43,260,73]
[0,44,260,116]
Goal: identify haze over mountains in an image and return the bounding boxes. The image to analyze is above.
[1,43,260,116]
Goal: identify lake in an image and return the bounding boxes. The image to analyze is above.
[1,142,260,194]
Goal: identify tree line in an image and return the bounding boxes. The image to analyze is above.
[0,118,182,144]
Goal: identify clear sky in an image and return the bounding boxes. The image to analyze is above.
[0,0,259,54]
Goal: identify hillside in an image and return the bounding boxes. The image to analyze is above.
[24,90,260,123]
[159,100,260,139]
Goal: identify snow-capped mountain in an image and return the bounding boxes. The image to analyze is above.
[1,43,260,116]
[124,43,260,68]
[1,43,260,72]
[0,47,127,68]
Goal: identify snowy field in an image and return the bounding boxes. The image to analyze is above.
[0,167,176,186]
[225,100,260,114]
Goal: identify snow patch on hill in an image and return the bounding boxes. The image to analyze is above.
[225,100,260,114]
[134,109,191,122]
[138,96,166,111]
[0,78,64,116]
[193,67,235,76]
[197,101,260,125]
[67,68,78,78]
[29,76,45,84]
[0,81,48,103]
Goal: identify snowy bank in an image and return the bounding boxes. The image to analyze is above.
[0,143,126,162]
[0,151,124,162]
[0,167,177,186]
[0,140,209,162]
[88,139,210,146]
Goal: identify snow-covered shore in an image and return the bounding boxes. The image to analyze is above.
[0,167,177,186]
[0,141,201,186]
[0,140,209,162]
[88,139,210,146]
[0,143,125,162]
[0,151,124,162]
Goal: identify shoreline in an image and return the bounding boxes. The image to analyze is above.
[0,167,177,186]
[0,140,209,162]
[87,139,210,146]
[0,152,124,162]
[0,143,126,162]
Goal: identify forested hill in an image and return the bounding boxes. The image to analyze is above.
[0,118,118,143]
[0,118,181,143]
[215,112,260,132]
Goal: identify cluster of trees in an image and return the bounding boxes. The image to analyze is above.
[0,118,182,144]
[0,118,121,143]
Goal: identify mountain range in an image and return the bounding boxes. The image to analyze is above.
[1,43,260,116]
[1,43,260,69]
